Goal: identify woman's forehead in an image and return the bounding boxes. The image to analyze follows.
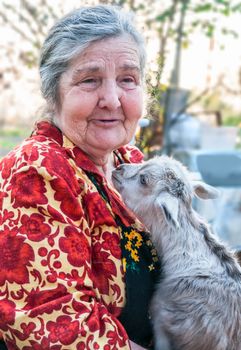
[70,36,141,70]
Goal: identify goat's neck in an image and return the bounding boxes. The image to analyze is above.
[148,208,223,275]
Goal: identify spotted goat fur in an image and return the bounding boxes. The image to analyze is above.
[112,156,241,350]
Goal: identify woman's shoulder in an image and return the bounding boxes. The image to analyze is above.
[0,121,73,181]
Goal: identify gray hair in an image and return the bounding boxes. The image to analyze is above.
[39,5,146,112]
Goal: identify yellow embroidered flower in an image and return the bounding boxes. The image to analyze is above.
[148,264,155,271]
[125,241,132,252]
[135,240,142,248]
[125,230,134,240]
[123,229,143,263]
[122,258,127,272]
[131,248,139,262]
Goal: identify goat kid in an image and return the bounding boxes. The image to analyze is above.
[112,156,241,350]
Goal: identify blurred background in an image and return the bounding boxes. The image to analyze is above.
[0,0,241,248]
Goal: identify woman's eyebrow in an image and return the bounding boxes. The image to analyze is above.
[72,66,100,79]
[71,63,140,81]
[119,64,140,73]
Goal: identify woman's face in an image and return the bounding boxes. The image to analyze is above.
[55,35,143,160]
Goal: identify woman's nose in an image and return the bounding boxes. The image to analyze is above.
[98,80,121,110]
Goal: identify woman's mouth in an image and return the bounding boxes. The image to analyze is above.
[91,119,122,126]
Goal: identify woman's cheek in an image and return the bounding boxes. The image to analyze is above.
[66,92,98,120]
[125,89,143,120]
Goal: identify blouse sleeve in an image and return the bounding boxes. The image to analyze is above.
[0,153,130,350]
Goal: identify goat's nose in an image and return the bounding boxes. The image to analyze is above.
[115,164,125,174]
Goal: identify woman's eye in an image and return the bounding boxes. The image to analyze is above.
[119,76,137,88]
[140,174,148,186]
[76,78,100,88]
[80,78,97,84]
[123,77,134,83]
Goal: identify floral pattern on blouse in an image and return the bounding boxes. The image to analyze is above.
[0,120,155,350]
[122,228,159,273]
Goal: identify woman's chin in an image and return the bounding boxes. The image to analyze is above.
[88,130,130,151]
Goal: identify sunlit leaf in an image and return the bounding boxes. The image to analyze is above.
[214,0,230,5]
[156,8,172,22]
[194,3,213,12]
[231,2,241,12]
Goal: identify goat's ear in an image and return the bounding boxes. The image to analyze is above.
[192,181,220,200]
[155,193,180,228]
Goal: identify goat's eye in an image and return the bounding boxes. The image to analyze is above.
[166,170,176,180]
[140,174,148,185]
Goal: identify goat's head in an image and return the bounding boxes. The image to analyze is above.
[112,156,219,230]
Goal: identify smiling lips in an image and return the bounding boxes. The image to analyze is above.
[91,119,122,126]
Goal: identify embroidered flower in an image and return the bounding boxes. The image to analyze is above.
[125,230,143,247]
[92,243,117,295]
[117,145,144,164]
[106,329,128,348]
[41,149,78,190]
[23,284,70,317]
[9,167,48,208]
[0,299,16,331]
[46,315,79,345]
[0,156,16,179]
[21,143,39,162]
[22,337,61,350]
[0,232,34,285]
[124,229,143,263]
[77,338,100,350]
[102,232,121,259]
[59,226,90,267]
[82,191,116,227]
[20,213,51,241]
[50,178,83,221]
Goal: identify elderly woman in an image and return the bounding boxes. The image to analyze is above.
[0,5,160,350]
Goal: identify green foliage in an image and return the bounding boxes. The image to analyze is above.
[0,129,28,156]
[194,3,213,12]
[0,128,29,137]
[156,8,173,22]
[222,115,241,126]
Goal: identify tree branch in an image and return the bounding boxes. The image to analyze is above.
[0,11,36,45]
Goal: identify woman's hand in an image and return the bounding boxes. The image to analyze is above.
[129,340,147,350]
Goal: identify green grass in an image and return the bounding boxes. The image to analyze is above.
[0,139,18,149]
[0,128,29,137]
[222,115,241,127]
[0,128,29,154]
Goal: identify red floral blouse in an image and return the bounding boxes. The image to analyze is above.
[0,121,153,349]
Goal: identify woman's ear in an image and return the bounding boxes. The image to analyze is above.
[155,192,180,229]
[192,181,220,200]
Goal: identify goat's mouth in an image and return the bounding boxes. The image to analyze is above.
[111,173,123,191]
